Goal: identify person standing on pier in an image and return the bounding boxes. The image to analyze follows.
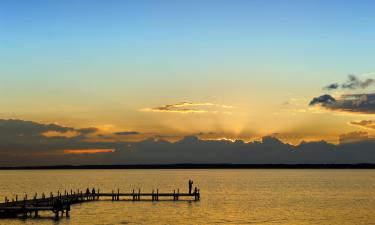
[91,188,96,200]
[188,180,194,195]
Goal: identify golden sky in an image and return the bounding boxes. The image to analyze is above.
[1,1,375,145]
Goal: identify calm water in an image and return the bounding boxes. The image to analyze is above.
[1,169,375,225]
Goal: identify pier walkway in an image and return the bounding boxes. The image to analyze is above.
[0,187,200,219]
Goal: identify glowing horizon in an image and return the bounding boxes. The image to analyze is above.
[1,0,375,146]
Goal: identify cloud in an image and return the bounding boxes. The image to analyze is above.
[349,120,375,130]
[0,119,107,156]
[309,93,375,114]
[323,83,339,90]
[42,130,81,138]
[196,132,217,136]
[114,131,140,136]
[309,94,337,106]
[79,128,99,135]
[4,119,375,166]
[0,119,97,140]
[323,74,375,90]
[342,75,375,89]
[311,74,375,114]
[140,102,233,114]
[339,131,369,144]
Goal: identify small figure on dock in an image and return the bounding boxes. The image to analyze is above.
[91,188,96,200]
[86,188,90,195]
[193,187,200,200]
[188,180,194,195]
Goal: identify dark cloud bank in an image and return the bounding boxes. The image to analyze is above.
[309,93,375,114]
[2,119,375,166]
[311,74,375,114]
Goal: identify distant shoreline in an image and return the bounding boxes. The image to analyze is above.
[1,164,375,170]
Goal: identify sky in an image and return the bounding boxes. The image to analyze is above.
[1,0,375,159]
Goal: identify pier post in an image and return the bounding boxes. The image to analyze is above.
[66,203,70,217]
[118,189,120,201]
[157,189,159,200]
[138,188,140,201]
[22,204,27,219]
[132,189,135,201]
[112,190,114,201]
[173,190,176,201]
[152,189,154,201]
[177,189,179,200]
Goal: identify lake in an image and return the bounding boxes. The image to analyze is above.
[1,169,375,225]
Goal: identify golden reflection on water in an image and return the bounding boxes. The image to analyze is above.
[1,169,375,225]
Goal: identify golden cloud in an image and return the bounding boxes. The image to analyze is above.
[349,120,375,130]
[140,102,233,114]
[41,130,81,138]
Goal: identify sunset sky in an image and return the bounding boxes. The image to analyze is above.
[1,0,375,146]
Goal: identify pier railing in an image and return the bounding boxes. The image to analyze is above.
[0,187,200,219]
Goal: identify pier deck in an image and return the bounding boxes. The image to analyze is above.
[0,188,200,219]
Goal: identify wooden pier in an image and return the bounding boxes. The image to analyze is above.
[0,187,200,219]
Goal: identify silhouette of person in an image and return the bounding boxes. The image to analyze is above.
[189,180,193,195]
[86,188,90,195]
[92,188,96,200]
